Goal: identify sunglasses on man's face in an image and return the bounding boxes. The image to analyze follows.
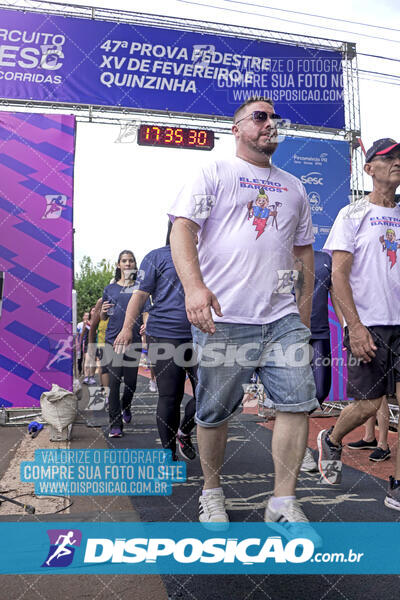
[235,110,282,125]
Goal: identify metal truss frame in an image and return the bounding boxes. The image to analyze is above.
[0,0,363,195]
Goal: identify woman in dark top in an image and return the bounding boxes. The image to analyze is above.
[114,226,197,460]
[101,250,143,438]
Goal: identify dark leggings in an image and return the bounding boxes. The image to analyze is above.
[149,336,197,453]
[310,338,332,406]
[106,343,139,429]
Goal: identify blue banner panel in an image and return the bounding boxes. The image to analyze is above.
[0,9,344,127]
[274,136,350,401]
[0,522,399,574]
[274,136,350,249]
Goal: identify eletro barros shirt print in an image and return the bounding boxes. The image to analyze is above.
[168,157,314,325]
[323,199,400,326]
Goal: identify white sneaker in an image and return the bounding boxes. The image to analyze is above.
[199,490,229,528]
[264,498,322,547]
[149,379,157,393]
[300,447,318,472]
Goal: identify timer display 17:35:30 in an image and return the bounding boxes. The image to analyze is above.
[137,125,214,150]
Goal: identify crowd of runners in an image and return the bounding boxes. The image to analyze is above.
[76,96,400,526]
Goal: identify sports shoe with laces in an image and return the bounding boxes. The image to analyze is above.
[122,407,132,424]
[369,446,391,462]
[149,379,157,393]
[347,438,377,450]
[317,427,342,484]
[108,427,123,438]
[264,498,322,547]
[176,433,196,460]
[384,476,400,511]
[199,489,229,527]
[300,447,318,472]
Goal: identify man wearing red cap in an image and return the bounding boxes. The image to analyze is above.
[317,138,400,511]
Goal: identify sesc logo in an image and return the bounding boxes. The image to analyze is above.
[301,172,324,186]
[83,536,315,565]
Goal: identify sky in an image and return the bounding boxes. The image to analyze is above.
[2,0,400,271]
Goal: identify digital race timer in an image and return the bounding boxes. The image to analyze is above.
[137,124,214,150]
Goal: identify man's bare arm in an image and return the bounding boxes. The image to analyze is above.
[293,244,314,329]
[113,290,149,354]
[170,218,222,334]
[170,218,202,288]
[85,298,102,367]
[331,250,376,362]
[88,298,102,344]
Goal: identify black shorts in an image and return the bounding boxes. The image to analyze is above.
[344,325,400,400]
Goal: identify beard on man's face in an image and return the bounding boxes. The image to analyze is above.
[251,137,278,156]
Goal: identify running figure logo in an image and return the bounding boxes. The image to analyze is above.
[192,194,215,219]
[276,270,299,294]
[247,188,282,239]
[45,336,73,371]
[379,228,399,269]
[42,529,82,568]
[42,194,67,219]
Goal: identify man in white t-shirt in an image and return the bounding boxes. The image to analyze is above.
[169,97,319,528]
[318,139,400,511]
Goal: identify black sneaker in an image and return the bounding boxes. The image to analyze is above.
[369,447,391,462]
[176,434,196,460]
[384,476,400,511]
[317,427,342,484]
[347,438,377,450]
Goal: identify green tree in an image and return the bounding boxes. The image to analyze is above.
[74,256,115,319]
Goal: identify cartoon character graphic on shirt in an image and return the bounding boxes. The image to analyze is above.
[247,188,282,239]
[379,228,399,268]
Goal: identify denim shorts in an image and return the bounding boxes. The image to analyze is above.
[192,313,318,427]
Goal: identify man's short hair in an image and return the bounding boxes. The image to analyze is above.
[233,96,274,123]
